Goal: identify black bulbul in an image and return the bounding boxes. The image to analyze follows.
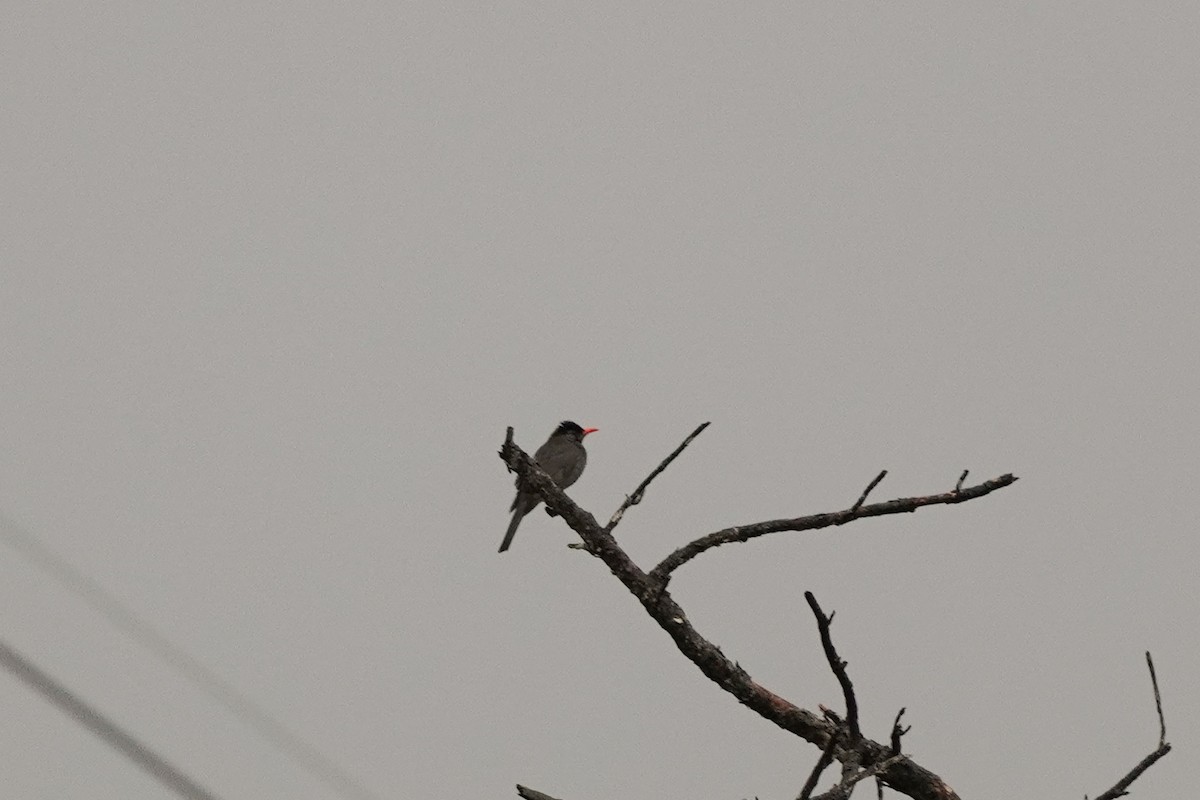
[499,420,597,553]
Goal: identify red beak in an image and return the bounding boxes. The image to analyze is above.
[582,427,599,436]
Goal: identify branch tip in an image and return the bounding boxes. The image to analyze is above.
[1145,651,1165,747]
[806,592,860,744]
[1090,653,1171,800]
[516,785,563,800]
[890,707,909,755]
[606,421,710,530]
[652,472,1018,578]
[852,470,888,512]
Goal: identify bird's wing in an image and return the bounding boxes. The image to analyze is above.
[540,443,587,489]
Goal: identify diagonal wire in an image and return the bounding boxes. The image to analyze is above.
[0,512,382,800]
[0,637,222,800]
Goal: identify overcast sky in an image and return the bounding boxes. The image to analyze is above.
[2,4,1197,799]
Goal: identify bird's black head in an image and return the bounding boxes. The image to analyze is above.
[555,420,598,440]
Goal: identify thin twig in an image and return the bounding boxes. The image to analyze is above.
[1090,653,1171,800]
[813,756,905,800]
[954,470,968,493]
[890,708,909,756]
[607,422,710,530]
[852,471,888,512]
[1146,651,1165,747]
[798,732,841,800]
[650,473,1019,580]
[806,592,860,744]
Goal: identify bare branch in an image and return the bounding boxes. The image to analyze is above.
[954,470,968,493]
[650,473,1019,580]
[1090,653,1171,800]
[798,733,841,800]
[836,754,859,798]
[806,592,860,744]
[1092,746,1171,800]
[813,756,906,800]
[890,708,909,756]
[517,786,562,800]
[607,421,710,530]
[1146,651,1165,748]
[852,471,888,512]
[498,431,969,800]
[820,705,843,726]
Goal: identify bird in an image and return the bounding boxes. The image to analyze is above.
[499,420,597,553]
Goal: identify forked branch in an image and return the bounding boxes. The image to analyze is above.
[650,472,1018,580]
[499,426,1169,800]
[1089,652,1171,800]
[798,733,842,800]
[806,592,860,745]
[813,755,905,800]
[499,427,983,800]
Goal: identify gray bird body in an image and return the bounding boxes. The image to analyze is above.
[499,421,595,553]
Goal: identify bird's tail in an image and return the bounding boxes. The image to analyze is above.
[498,505,527,553]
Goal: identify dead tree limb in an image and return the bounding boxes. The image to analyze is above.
[801,595,905,800]
[498,427,1005,800]
[516,785,562,800]
[649,473,1018,581]
[1089,652,1171,800]
[852,470,888,512]
[805,592,860,745]
[890,708,909,756]
[813,755,905,800]
[798,733,841,800]
[607,421,710,530]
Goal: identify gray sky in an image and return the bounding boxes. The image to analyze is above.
[2,3,1197,799]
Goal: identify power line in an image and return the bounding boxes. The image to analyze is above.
[0,512,383,800]
[0,637,222,800]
